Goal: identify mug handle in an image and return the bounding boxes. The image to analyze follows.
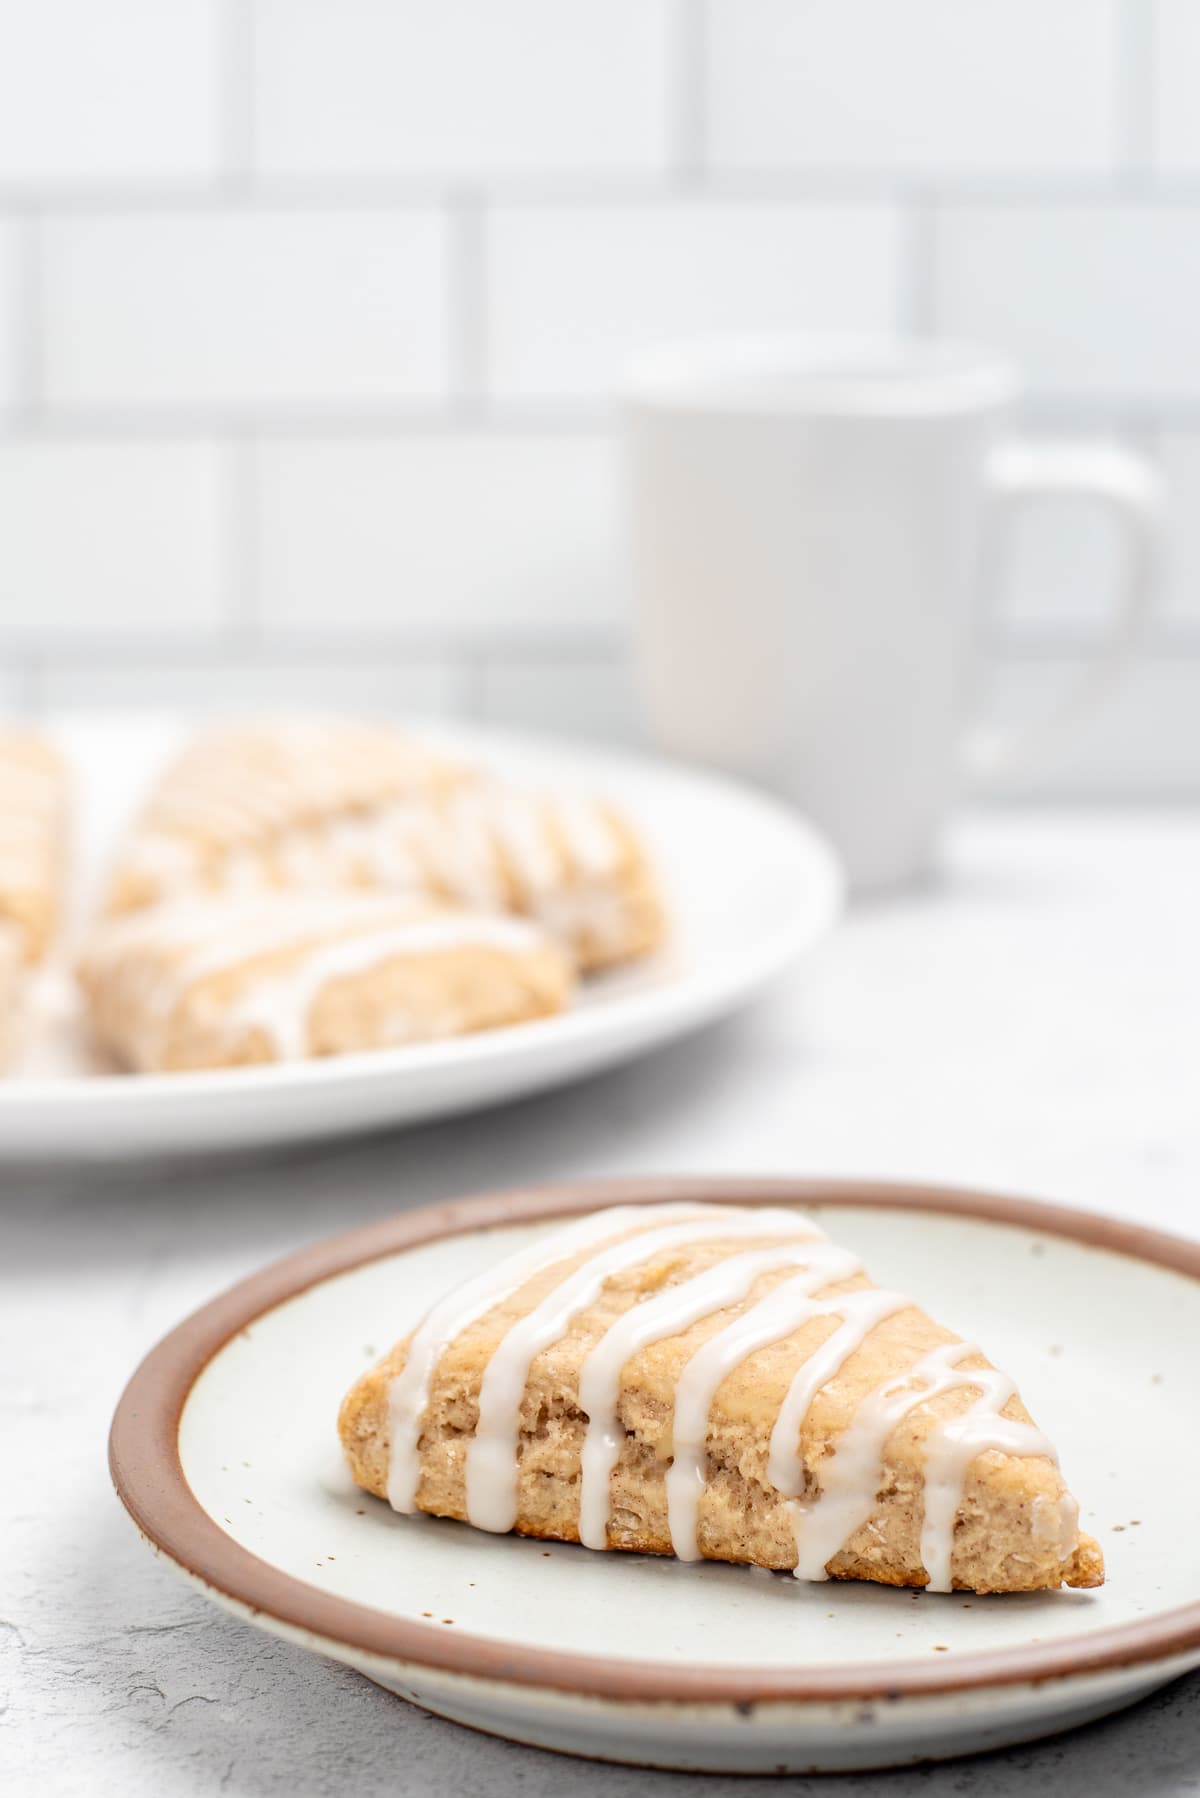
[967,441,1165,786]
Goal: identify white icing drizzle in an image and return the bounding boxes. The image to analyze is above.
[224,910,544,1060]
[577,1241,823,1551]
[766,1288,916,1500]
[467,1209,823,1534]
[85,893,404,1001]
[917,1356,1059,1592]
[114,718,634,958]
[789,1339,1058,1589]
[82,891,550,1063]
[664,1245,864,1560]
[138,718,451,846]
[480,791,561,899]
[554,795,621,877]
[385,1204,723,1513]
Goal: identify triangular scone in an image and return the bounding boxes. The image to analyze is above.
[78,890,571,1071]
[105,715,664,973]
[103,717,468,915]
[339,1203,1103,1595]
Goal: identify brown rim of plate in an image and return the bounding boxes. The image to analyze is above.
[109,1175,1200,1707]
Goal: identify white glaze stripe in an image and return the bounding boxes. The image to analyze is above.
[224,911,545,1060]
[385,1204,735,1513]
[790,1341,962,1583]
[576,1243,821,1549]
[467,1210,823,1534]
[128,732,629,952]
[664,1245,863,1561]
[789,1340,1058,1588]
[766,1288,915,1498]
[918,1364,1058,1592]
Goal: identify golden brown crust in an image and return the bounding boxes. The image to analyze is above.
[339,1224,1103,1596]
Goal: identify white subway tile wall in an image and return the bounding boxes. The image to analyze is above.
[256,434,623,636]
[0,1,222,187]
[0,442,230,642]
[705,0,1121,176]
[934,206,1200,404]
[0,0,1194,796]
[251,0,677,178]
[486,202,902,401]
[42,210,453,410]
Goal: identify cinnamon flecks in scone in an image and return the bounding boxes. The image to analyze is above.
[78,889,572,1072]
[104,714,665,974]
[0,727,70,965]
[339,1202,1104,1596]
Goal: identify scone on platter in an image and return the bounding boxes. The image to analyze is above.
[103,715,665,974]
[78,889,572,1072]
[103,716,466,915]
[340,1202,1103,1596]
[0,726,70,964]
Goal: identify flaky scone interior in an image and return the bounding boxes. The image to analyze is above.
[340,1203,1104,1596]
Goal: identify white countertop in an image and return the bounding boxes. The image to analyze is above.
[5,810,1199,1798]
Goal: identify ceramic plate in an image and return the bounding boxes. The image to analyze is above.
[0,717,841,1160]
[110,1178,1200,1774]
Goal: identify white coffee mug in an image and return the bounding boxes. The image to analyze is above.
[623,339,1163,891]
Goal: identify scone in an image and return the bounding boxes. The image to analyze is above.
[0,726,70,964]
[340,1202,1104,1595]
[103,716,467,914]
[105,715,665,973]
[78,889,572,1072]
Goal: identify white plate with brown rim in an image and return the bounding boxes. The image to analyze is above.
[109,1177,1200,1774]
[0,717,841,1162]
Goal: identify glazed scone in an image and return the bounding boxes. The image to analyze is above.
[79,890,572,1072]
[103,716,467,915]
[340,1203,1104,1596]
[412,780,664,975]
[105,715,665,973]
[0,726,70,964]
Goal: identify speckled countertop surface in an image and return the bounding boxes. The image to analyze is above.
[4,812,1199,1797]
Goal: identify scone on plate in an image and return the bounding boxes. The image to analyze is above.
[103,716,467,915]
[78,889,572,1072]
[0,726,70,964]
[104,715,665,973]
[340,1202,1103,1596]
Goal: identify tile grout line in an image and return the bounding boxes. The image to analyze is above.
[1116,0,1156,172]
[669,0,707,185]
[10,174,1200,212]
[216,0,257,197]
